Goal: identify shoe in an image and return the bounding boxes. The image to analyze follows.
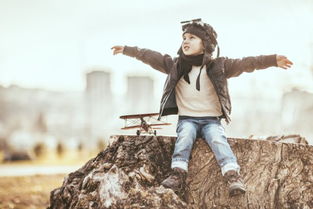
[224,170,246,196]
[161,167,187,192]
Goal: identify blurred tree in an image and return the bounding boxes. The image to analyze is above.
[33,142,46,158]
[77,142,84,152]
[34,112,47,133]
[56,142,65,158]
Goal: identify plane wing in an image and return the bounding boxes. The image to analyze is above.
[120,113,159,119]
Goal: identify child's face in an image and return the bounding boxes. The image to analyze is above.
[182,33,204,56]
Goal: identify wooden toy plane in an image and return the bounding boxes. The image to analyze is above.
[120,113,171,136]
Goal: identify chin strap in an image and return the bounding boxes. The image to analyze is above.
[216,45,220,58]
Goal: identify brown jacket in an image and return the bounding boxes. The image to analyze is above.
[123,46,277,123]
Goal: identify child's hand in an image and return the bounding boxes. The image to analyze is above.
[276,55,293,69]
[111,46,124,55]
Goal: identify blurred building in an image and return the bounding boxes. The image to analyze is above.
[85,69,114,139]
[126,75,155,113]
[225,75,313,145]
[0,85,86,150]
[86,70,112,100]
[280,89,313,144]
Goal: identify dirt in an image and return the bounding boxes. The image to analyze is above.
[0,174,65,209]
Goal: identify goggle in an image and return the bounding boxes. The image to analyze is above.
[181,18,204,30]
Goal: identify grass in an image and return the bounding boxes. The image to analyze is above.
[0,174,65,209]
[0,149,103,209]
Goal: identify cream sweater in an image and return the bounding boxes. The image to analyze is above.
[175,65,222,117]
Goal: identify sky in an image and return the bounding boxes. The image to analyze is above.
[0,0,312,95]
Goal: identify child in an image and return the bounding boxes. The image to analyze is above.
[111,18,293,196]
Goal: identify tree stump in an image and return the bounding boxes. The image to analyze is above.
[48,135,313,209]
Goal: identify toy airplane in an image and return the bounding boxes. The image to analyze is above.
[120,113,171,136]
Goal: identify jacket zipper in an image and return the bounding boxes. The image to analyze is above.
[158,88,175,120]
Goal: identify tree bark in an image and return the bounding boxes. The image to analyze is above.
[48,135,313,209]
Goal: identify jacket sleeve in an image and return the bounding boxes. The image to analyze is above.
[123,46,174,74]
[224,54,277,78]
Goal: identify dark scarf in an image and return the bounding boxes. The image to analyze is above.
[178,53,205,91]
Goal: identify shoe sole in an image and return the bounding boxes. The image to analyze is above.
[229,184,246,196]
[229,188,246,196]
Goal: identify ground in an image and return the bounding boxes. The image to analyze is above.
[0,174,65,209]
[0,149,101,209]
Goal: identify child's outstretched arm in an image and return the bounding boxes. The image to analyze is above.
[276,55,293,69]
[111,46,124,55]
[224,54,293,78]
[111,45,174,74]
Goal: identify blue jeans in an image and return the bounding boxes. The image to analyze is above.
[171,116,240,175]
